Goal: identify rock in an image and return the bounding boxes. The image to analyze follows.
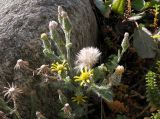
[0,0,97,81]
[0,0,97,118]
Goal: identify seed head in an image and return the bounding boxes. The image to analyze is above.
[36,65,50,75]
[14,59,29,70]
[3,83,23,100]
[75,47,101,70]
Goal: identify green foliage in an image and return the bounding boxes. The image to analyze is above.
[151,110,160,119]
[144,1,160,9]
[30,91,38,119]
[93,0,111,18]
[132,0,145,11]
[133,27,157,58]
[0,98,22,119]
[112,0,126,15]
[91,84,113,102]
[4,4,131,118]
[0,98,11,112]
[146,70,160,108]
[106,55,118,72]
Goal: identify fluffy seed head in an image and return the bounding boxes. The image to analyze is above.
[75,47,101,70]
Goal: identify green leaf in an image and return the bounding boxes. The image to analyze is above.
[106,55,118,72]
[112,0,126,15]
[144,1,160,9]
[91,85,113,102]
[94,0,111,18]
[93,67,106,82]
[0,98,11,112]
[132,0,145,11]
[133,27,157,58]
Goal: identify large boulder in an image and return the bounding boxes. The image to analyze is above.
[0,0,97,82]
[0,0,97,118]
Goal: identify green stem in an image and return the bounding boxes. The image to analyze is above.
[13,98,22,119]
[65,31,72,70]
[50,30,65,59]
[117,50,125,63]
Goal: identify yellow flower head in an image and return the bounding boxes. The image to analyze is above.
[51,61,67,74]
[74,67,93,86]
[71,95,87,104]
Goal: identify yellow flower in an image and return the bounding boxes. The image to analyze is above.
[74,67,93,86]
[51,61,67,74]
[71,95,87,104]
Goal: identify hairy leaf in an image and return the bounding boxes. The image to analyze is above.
[133,27,157,58]
[91,85,113,102]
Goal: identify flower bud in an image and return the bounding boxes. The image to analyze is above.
[63,103,72,115]
[14,59,29,70]
[49,21,58,31]
[40,33,48,41]
[58,6,63,15]
[57,89,63,95]
[61,11,68,18]
[121,32,129,52]
[124,32,129,38]
[115,65,124,75]
[36,111,46,119]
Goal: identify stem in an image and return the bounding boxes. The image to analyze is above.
[117,50,125,63]
[50,30,65,59]
[65,32,71,63]
[65,31,72,70]
[101,98,103,119]
[12,98,22,119]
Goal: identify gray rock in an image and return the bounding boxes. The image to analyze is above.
[0,0,97,118]
[0,0,97,81]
